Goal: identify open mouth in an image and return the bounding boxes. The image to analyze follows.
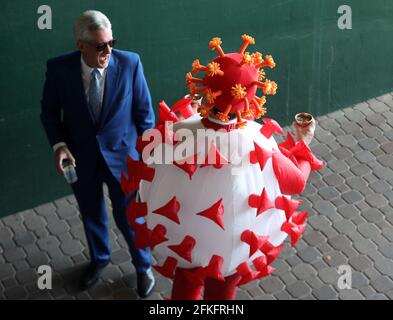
[99,55,110,64]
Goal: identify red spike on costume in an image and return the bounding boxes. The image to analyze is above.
[158,100,179,124]
[241,230,269,257]
[253,255,267,267]
[252,256,275,278]
[248,187,275,216]
[174,154,199,179]
[136,122,175,156]
[291,140,324,171]
[200,142,229,169]
[126,156,156,183]
[152,196,181,224]
[260,118,284,139]
[168,235,196,263]
[171,98,193,111]
[150,224,168,250]
[126,198,147,228]
[181,267,206,287]
[236,262,257,286]
[236,262,253,277]
[153,256,178,279]
[281,221,306,247]
[275,196,302,221]
[278,132,296,151]
[120,171,138,195]
[196,198,225,230]
[126,198,147,222]
[249,141,272,171]
[203,255,225,281]
[180,105,196,119]
[261,241,285,265]
[136,167,155,186]
[255,267,275,280]
[291,211,308,225]
[171,97,195,119]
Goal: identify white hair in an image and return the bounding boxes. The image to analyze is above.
[73,10,112,42]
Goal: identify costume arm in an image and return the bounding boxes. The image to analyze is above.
[272,153,311,195]
[274,138,322,195]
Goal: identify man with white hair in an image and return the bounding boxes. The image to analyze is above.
[40,10,156,298]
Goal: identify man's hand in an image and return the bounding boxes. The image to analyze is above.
[293,118,316,146]
[55,146,76,176]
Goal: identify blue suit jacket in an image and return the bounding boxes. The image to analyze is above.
[40,49,155,182]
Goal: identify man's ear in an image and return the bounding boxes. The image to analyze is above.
[76,40,84,52]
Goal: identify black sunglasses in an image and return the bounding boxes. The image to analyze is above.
[87,39,117,52]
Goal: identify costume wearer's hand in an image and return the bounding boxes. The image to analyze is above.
[191,101,200,112]
[55,146,76,176]
[292,118,316,146]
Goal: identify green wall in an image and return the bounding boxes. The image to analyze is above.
[1,0,392,217]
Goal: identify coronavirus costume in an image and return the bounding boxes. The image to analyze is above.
[122,35,324,300]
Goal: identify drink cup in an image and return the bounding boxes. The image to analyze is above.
[295,112,314,127]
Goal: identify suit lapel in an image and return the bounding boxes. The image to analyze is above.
[99,53,120,130]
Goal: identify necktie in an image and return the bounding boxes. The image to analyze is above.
[89,68,101,123]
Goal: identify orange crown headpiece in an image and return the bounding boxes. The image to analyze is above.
[186,35,277,129]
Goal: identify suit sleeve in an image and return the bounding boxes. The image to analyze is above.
[40,60,65,147]
[132,55,156,135]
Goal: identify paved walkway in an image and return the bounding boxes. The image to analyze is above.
[1,92,393,300]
